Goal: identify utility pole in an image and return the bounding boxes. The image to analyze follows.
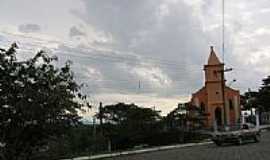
[137,80,141,94]
[99,102,111,152]
[222,0,225,62]
[99,102,103,134]
[93,117,96,137]
[93,117,97,152]
[219,67,233,126]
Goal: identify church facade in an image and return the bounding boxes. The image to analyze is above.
[190,46,241,128]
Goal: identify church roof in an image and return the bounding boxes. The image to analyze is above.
[207,46,221,65]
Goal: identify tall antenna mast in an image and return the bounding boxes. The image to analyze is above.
[222,0,225,63]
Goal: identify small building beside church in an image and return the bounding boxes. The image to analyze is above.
[190,46,241,128]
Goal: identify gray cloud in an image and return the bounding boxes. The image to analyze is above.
[18,24,41,33]
[70,0,213,97]
[69,26,86,38]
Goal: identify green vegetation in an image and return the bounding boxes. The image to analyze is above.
[4,43,270,159]
[0,43,89,160]
[0,43,204,160]
[241,76,270,123]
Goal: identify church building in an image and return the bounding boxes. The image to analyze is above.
[190,46,240,128]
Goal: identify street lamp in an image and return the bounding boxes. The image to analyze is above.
[228,79,236,87]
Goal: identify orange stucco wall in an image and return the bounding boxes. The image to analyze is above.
[189,47,240,128]
[191,85,240,128]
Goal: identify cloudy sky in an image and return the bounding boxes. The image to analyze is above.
[0,0,270,115]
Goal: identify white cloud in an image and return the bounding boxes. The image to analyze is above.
[1,0,270,114]
[18,24,41,33]
[131,65,173,89]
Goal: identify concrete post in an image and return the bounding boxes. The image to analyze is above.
[256,112,260,129]
[108,139,111,152]
[241,114,245,124]
[225,100,230,126]
[233,96,239,124]
[213,119,218,133]
[194,98,199,107]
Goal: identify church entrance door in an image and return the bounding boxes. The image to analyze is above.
[215,107,222,126]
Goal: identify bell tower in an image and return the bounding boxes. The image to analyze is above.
[204,46,225,126]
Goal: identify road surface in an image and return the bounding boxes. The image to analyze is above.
[104,131,270,160]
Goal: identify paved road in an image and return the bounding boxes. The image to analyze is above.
[104,131,270,160]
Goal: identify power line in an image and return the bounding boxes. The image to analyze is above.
[58,51,193,70]
[59,52,204,81]
[78,81,199,93]
[76,76,200,83]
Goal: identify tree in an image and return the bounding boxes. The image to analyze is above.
[186,104,206,129]
[241,90,258,115]
[0,43,89,160]
[165,104,187,130]
[99,103,160,125]
[97,103,161,150]
[257,76,270,112]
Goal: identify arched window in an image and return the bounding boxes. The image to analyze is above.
[200,102,205,112]
[213,70,218,78]
[229,99,233,110]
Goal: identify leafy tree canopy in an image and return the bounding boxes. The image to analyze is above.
[99,103,161,125]
[241,76,270,112]
[241,90,258,111]
[96,103,162,149]
[0,43,88,160]
[257,76,270,112]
